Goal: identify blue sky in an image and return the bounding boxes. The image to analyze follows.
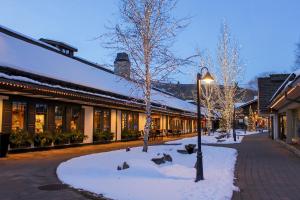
[1,0,300,85]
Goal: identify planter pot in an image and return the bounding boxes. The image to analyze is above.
[0,133,10,157]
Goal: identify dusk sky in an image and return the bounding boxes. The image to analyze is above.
[1,0,300,85]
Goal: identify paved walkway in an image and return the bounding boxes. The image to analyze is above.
[1,133,300,200]
[231,133,300,200]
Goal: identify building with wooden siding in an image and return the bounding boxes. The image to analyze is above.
[268,71,300,144]
[0,25,208,150]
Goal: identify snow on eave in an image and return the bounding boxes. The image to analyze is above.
[269,71,299,103]
[235,97,257,109]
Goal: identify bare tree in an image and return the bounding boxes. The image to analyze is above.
[101,0,196,152]
[292,40,300,71]
[216,22,244,133]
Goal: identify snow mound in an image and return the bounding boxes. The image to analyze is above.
[57,138,238,200]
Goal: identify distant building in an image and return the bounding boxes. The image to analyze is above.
[258,74,289,116]
[235,97,268,129]
[268,71,300,144]
[258,72,300,146]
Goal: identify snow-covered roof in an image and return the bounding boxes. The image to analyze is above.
[235,96,257,109]
[0,26,197,114]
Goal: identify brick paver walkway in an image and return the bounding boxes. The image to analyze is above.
[1,133,300,200]
[231,133,300,200]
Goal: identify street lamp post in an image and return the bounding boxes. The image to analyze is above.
[195,67,214,182]
[233,105,236,142]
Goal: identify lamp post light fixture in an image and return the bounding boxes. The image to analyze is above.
[195,67,214,182]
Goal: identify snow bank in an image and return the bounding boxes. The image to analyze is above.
[57,138,238,200]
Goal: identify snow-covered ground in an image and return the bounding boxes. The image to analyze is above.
[167,130,261,145]
[57,137,238,200]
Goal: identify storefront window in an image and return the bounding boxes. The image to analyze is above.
[94,108,111,132]
[279,114,287,140]
[169,117,182,130]
[94,109,102,132]
[70,107,80,131]
[103,110,110,131]
[121,112,128,131]
[11,102,27,131]
[121,111,138,131]
[35,104,47,133]
[151,117,160,130]
[55,106,64,133]
[133,113,138,131]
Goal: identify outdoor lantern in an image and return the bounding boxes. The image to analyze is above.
[201,71,214,84]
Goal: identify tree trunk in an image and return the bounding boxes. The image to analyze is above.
[142,100,151,152]
[142,63,151,152]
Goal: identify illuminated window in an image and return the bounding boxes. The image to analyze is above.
[70,107,80,131]
[55,106,64,133]
[11,102,27,131]
[151,117,160,130]
[94,110,102,132]
[35,104,47,134]
[94,108,111,132]
[103,110,110,131]
[121,111,138,131]
[121,112,128,131]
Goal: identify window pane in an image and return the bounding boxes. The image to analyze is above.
[133,113,138,131]
[128,113,133,130]
[55,106,64,133]
[121,112,127,131]
[94,110,102,132]
[12,102,26,131]
[70,107,80,131]
[103,110,110,131]
[35,104,47,133]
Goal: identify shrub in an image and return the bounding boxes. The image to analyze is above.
[34,131,53,147]
[53,132,69,145]
[121,130,141,140]
[9,129,33,148]
[69,130,87,144]
[93,131,114,142]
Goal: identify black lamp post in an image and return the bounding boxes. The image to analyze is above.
[195,67,214,182]
[233,105,236,142]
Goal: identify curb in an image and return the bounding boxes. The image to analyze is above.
[276,139,300,158]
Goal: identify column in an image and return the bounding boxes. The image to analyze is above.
[82,106,93,143]
[138,113,146,132]
[116,110,122,141]
[286,109,293,144]
[0,97,3,133]
[110,109,117,140]
[273,113,279,140]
